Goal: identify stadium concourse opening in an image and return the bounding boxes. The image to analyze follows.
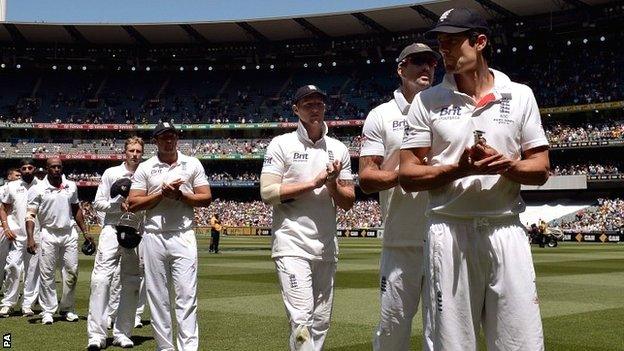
[0,1,622,350]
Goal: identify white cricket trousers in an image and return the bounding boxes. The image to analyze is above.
[39,227,79,315]
[423,215,544,351]
[87,225,142,342]
[0,229,10,289]
[1,227,41,310]
[274,256,337,351]
[373,246,431,351]
[143,230,198,351]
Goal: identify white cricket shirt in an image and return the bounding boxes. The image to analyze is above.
[131,151,209,233]
[262,121,353,262]
[360,89,428,247]
[401,69,549,218]
[93,162,135,226]
[27,177,79,230]
[2,178,39,236]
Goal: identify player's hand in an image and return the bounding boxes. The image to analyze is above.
[458,148,514,176]
[470,141,499,161]
[312,169,329,188]
[3,228,16,241]
[26,239,37,255]
[121,201,130,212]
[168,179,184,189]
[162,181,183,200]
[326,160,342,182]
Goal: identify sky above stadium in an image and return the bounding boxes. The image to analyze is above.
[9,0,423,23]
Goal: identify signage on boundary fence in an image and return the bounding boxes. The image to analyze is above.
[221,227,381,237]
[1,119,365,131]
[561,231,624,242]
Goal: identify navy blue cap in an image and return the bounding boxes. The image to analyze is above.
[293,85,327,103]
[152,121,177,138]
[427,8,489,36]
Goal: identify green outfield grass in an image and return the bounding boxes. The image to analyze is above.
[1,236,623,350]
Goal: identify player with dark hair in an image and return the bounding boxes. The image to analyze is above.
[359,43,439,350]
[0,161,38,318]
[129,122,212,351]
[399,8,549,350]
[26,157,94,325]
[0,167,21,300]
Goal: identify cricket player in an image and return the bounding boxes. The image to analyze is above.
[359,43,439,350]
[0,160,41,318]
[0,168,22,301]
[87,136,145,350]
[260,85,355,351]
[128,122,212,351]
[26,157,94,325]
[399,8,549,350]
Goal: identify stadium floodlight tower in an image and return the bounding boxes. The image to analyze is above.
[0,0,6,22]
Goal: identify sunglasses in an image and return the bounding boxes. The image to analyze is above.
[403,55,438,67]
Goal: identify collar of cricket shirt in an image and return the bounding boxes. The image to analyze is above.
[296,120,328,146]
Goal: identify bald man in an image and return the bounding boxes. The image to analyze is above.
[26,157,93,325]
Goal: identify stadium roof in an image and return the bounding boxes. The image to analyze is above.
[0,0,614,45]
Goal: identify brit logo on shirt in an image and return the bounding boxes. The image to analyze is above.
[439,105,462,118]
[392,119,407,132]
[263,156,273,165]
[293,152,309,163]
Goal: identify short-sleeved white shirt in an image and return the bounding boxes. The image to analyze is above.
[401,69,548,218]
[131,151,209,233]
[93,162,135,226]
[262,122,353,262]
[27,177,78,230]
[2,178,39,236]
[360,89,428,247]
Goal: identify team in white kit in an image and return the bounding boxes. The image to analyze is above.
[0,7,548,351]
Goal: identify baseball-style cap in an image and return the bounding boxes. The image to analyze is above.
[152,121,177,138]
[427,8,489,35]
[293,85,327,104]
[396,43,441,63]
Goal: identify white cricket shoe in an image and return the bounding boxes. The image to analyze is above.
[22,307,35,317]
[41,313,54,325]
[134,315,143,328]
[64,311,79,322]
[113,336,134,348]
[0,306,12,317]
[86,338,106,350]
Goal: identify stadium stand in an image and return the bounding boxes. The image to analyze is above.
[1,1,623,237]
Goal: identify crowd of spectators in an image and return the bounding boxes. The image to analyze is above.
[336,199,382,229]
[80,198,382,229]
[554,198,624,232]
[545,121,624,143]
[2,30,623,124]
[550,162,621,176]
[189,138,269,156]
[68,172,102,182]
